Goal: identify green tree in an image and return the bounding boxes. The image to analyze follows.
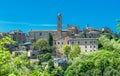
[48,33,53,46]
[11,52,30,76]
[43,53,52,61]
[69,44,81,60]
[0,36,15,75]
[117,19,120,30]
[47,59,55,73]
[34,39,55,66]
[62,45,71,58]
[65,49,120,76]
[0,37,50,76]
[33,38,49,52]
[46,46,56,53]
[37,53,52,64]
[99,35,120,51]
[51,67,64,76]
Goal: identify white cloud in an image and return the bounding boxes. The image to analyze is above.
[0,20,28,25]
[0,20,59,26]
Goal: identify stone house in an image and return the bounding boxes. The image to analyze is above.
[28,13,99,57]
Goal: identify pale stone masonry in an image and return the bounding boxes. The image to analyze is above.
[54,36,98,57]
[68,38,98,53]
[8,30,27,43]
[28,13,99,57]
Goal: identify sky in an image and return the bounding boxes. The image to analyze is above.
[0,0,120,33]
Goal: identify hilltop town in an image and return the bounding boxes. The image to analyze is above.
[1,14,120,76]
[1,0,120,75]
[0,14,116,58]
[0,14,118,68]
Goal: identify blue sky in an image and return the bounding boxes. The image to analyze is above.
[0,0,120,33]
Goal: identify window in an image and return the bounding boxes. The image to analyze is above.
[14,32,16,35]
[67,41,69,44]
[72,42,74,45]
[40,33,42,36]
[78,41,80,44]
[94,34,96,37]
[90,46,92,48]
[94,46,96,48]
[54,42,56,45]
[32,54,35,56]
[71,34,74,36]
[94,41,96,43]
[85,46,87,48]
[19,33,21,35]
[16,53,18,56]
[85,41,87,44]
[58,42,60,45]
[90,41,92,44]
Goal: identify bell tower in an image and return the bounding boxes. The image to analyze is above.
[57,13,62,31]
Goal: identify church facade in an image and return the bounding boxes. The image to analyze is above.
[29,14,99,57]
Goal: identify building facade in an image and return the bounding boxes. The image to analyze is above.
[8,30,27,43]
[29,14,99,57]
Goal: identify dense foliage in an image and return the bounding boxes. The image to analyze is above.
[1,28,120,76]
[65,35,120,76]
[33,38,49,51]
[117,19,120,30]
[69,44,81,60]
[0,37,64,76]
[0,37,42,76]
[62,45,71,55]
[48,33,53,46]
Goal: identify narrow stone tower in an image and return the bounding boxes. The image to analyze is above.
[57,13,62,39]
[57,13,62,31]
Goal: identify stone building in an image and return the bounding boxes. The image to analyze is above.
[29,14,80,41]
[54,58,68,69]
[101,27,114,34]
[82,24,100,38]
[29,13,64,42]
[0,32,6,39]
[68,38,98,53]
[54,36,98,57]
[8,30,27,43]
[29,13,99,57]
